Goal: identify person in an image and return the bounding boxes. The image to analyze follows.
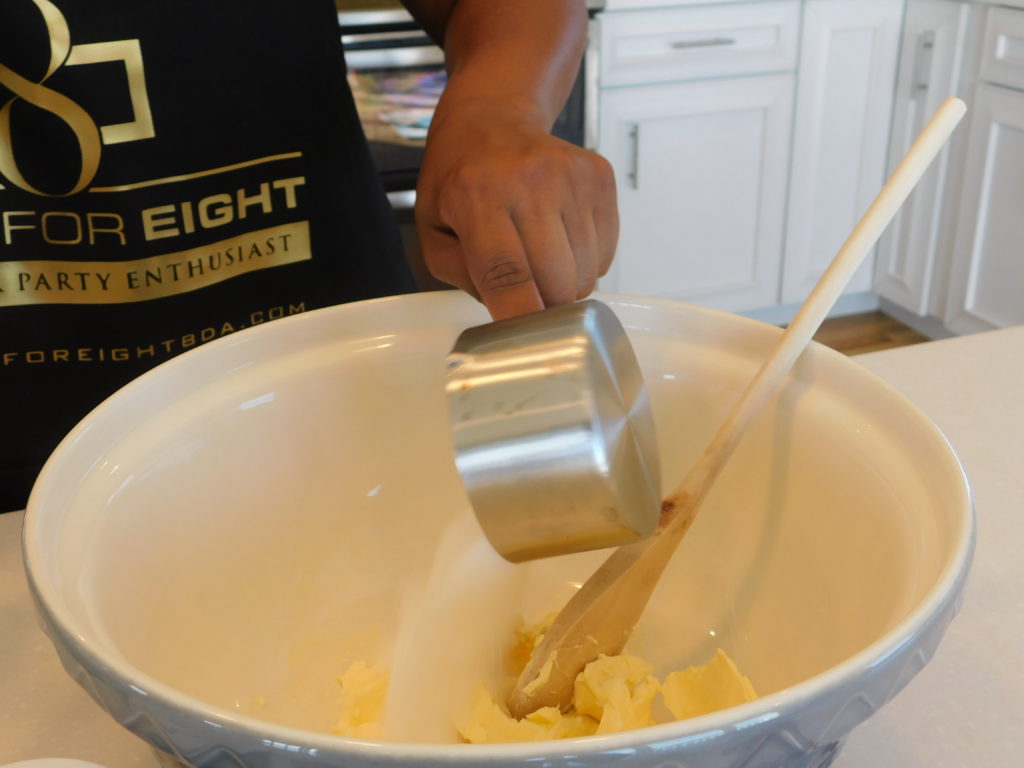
[0,0,618,512]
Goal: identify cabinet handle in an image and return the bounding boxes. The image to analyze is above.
[670,37,736,50]
[910,31,935,99]
[627,122,639,190]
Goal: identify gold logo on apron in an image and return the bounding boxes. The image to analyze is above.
[0,0,155,196]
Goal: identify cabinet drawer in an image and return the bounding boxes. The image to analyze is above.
[980,6,1024,91]
[599,1,800,87]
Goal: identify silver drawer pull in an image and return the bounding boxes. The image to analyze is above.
[910,31,936,99]
[627,123,640,190]
[670,37,737,50]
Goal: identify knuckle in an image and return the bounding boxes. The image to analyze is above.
[568,145,595,171]
[564,153,616,208]
[449,162,485,192]
[592,150,614,177]
[478,253,533,292]
[591,153,617,192]
[564,144,602,173]
[513,151,552,187]
[572,150,613,192]
[540,278,578,307]
[439,165,488,213]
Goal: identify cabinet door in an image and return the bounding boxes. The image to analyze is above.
[782,0,904,304]
[598,74,794,312]
[874,0,968,315]
[945,84,1024,333]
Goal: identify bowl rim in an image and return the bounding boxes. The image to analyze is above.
[22,291,976,760]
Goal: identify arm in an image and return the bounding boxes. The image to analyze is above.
[402,0,618,320]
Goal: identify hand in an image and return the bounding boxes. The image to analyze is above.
[415,98,618,321]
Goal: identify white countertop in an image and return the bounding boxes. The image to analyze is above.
[3,325,1023,767]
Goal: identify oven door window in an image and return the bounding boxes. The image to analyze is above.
[348,68,445,145]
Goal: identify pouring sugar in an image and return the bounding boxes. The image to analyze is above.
[379,514,524,742]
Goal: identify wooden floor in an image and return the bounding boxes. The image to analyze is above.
[810,311,931,356]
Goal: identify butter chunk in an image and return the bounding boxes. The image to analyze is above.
[328,636,758,743]
[332,661,389,739]
[574,654,660,734]
[457,687,597,743]
[661,648,758,720]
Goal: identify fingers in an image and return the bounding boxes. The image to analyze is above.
[416,130,618,320]
[422,199,608,321]
[423,209,545,320]
[454,211,547,321]
[589,153,619,278]
[511,208,578,306]
[559,201,599,300]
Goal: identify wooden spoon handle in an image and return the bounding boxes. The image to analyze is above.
[507,97,967,719]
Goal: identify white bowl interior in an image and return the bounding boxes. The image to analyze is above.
[27,292,967,742]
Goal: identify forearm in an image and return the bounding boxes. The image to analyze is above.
[409,0,588,130]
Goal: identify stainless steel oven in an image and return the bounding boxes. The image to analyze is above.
[337,2,603,290]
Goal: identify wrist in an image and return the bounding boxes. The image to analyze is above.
[431,82,555,136]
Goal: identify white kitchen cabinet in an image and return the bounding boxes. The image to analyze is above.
[944,82,1024,333]
[594,0,905,320]
[598,74,794,311]
[782,0,904,304]
[874,0,969,315]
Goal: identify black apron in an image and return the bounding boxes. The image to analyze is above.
[0,0,416,511]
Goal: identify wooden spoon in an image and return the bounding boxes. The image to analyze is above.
[508,97,967,719]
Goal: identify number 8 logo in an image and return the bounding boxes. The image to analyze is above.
[0,0,102,197]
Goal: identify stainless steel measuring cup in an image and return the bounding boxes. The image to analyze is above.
[445,299,661,562]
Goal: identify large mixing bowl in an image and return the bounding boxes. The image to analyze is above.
[23,292,974,768]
